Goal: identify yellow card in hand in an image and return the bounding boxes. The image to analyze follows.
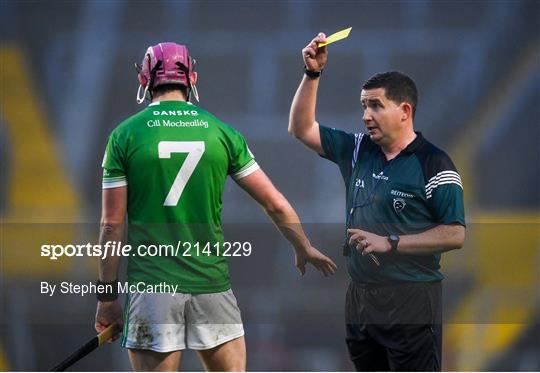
[318,27,352,47]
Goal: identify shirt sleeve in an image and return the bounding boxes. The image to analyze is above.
[228,131,260,181]
[319,125,359,181]
[425,153,465,226]
[102,133,127,189]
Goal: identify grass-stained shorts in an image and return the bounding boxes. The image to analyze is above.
[121,289,244,352]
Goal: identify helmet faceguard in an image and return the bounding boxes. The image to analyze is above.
[135,42,199,104]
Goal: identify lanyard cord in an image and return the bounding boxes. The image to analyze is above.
[343,154,398,259]
[346,156,397,227]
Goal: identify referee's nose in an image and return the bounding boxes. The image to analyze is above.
[362,108,374,124]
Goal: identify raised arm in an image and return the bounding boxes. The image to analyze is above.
[235,169,337,276]
[288,33,328,155]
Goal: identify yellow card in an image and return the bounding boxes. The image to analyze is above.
[318,27,352,47]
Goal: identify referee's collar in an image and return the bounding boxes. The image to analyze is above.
[402,131,425,154]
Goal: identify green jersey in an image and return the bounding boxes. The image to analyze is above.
[102,100,259,293]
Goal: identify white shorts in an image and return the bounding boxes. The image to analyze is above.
[121,289,244,352]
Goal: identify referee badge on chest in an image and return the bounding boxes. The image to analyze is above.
[393,198,406,214]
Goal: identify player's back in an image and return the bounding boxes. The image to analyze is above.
[102,100,257,292]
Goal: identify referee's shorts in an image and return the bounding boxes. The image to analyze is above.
[345,281,442,371]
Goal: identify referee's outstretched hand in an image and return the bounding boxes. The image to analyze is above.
[295,246,337,277]
[302,32,328,72]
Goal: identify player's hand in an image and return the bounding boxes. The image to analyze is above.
[95,299,123,342]
[347,229,392,255]
[302,32,328,72]
[295,246,337,277]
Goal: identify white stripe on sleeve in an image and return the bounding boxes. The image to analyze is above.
[425,171,462,199]
[103,177,128,189]
[232,161,260,181]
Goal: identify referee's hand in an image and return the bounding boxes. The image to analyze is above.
[302,32,328,72]
[347,229,392,255]
[295,246,337,277]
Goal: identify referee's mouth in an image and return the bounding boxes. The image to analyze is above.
[366,125,379,135]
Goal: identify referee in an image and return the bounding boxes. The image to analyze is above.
[289,33,465,371]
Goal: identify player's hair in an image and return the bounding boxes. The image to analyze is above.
[362,71,418,118]
[152,83,189,99]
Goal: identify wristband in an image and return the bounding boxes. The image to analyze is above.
[304,65,323,78]
[96,279,119,301]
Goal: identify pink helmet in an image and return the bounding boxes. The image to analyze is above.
[135,42,198,104]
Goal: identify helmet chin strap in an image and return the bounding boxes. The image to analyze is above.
[136,84,149,104]
[135,59,162,104]
[189,82,200,102]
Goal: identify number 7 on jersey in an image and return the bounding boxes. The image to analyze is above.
[158,141,205,206]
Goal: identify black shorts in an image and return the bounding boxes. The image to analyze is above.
[345,281,442,371]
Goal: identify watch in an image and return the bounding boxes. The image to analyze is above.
[387,235,400,253]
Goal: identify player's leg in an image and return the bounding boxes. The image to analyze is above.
[128,349,182,371]
[122,292,189,371]
[196,336,246,371]
[186,289,246,371]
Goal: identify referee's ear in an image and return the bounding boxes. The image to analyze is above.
[400,102,413,122]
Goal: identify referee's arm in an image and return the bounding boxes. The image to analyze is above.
[348,224,465,256]
[288,33,327,156]
[393,224,465,254]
